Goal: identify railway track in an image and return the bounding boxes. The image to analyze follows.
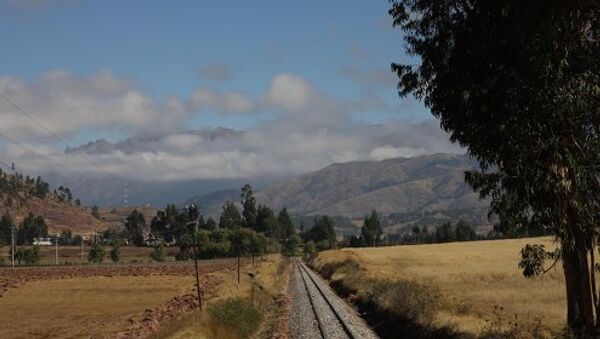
[290,258,378,339]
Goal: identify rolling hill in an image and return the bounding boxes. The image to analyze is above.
[255,153,487,219]
[186,153,491,233]
[0,170,111,235]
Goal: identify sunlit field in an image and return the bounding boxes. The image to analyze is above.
[314,237,564,336]
[0,275,194,338]
[0,259,244,339]
[165,254,290,339]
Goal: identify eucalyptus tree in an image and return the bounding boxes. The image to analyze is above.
[390,0,600,332]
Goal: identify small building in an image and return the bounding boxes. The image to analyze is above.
[33,237,53,246]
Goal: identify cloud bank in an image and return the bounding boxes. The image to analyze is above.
[0,69,463,181]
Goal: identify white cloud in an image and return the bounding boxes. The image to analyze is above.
[369,145,425,160]
[264,73,315,112]
[0,69,463,182]
[2,118,462,182]
[0,70,186,139]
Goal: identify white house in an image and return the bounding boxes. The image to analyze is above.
[33,237,53,246]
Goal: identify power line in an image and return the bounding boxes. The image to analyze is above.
[0,94,71,148]
[0,159,11,171]
[0,131,77,175]
[0,94,122,181]
[0,131,54,163]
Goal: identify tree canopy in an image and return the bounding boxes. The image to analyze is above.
[125,209,145,246]
[219,201,243,229]
[241,184,257,230]
[390,0,600,332]
[361,209,383,247]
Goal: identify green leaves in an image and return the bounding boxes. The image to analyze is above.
[518,244,560,278]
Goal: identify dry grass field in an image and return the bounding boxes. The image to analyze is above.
[164,254,290,339]
[313,237,564,337]
[0,275,194,338]
[0,260,239,339]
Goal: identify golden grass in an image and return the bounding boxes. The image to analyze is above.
[314,237,565,336]
[0,275,195,339]
[165,255,289,339]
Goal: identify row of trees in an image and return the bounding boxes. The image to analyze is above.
[346,210,384,248]
[0,212,48,246]
[105,184,333,261]
[386,220,479,245]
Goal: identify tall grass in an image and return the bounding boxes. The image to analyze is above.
[208,298,262,339]
[313,237,565,338]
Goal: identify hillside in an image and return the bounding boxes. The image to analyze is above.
[0,170,111,234]
[97,205,158,230]
[255,153,487,219]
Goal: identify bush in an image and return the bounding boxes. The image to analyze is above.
[109,242,121,263]
[88,242,105,263]
[12,246,41,265]
[25,246,40,265]
[150,243,165,262]
[175,248,190,261]
[303,240,316,259]
[208,298,261,339]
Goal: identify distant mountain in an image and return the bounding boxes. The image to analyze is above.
[255,153,487,219]
[44,173,254,208]
[185,188,240,217]
[65,128,241,155]
[48,128,270,207]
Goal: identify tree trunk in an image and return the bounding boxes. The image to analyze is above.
[590,241,599,319]
[562,230,596,333]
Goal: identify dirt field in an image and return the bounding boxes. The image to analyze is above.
[0,260,239,338]
[313,237,564,337]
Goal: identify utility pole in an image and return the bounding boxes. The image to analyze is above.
[55,234,59,265]
[11,224,15,267]
[183,205,202,310]
[235,225,241,286]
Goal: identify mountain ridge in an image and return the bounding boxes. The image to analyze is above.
[254,153,485,218]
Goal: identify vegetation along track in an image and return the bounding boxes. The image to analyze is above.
[290,258,379,339]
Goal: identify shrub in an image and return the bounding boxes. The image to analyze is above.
[12,246,41,265]
[24,246,40,265]
[109,242,121,263]
[175,248,190,261]
[208,298,261,339]
[150,243,165,262]
[88,242,105,263]
[14,246,41,265]
[303,240,316,259]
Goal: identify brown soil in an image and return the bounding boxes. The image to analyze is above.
[0,260,235,298]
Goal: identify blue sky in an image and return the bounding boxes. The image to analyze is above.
[0,0,458,182]
[0,1,424,132]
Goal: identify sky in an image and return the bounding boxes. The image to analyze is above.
[0,0,461,182]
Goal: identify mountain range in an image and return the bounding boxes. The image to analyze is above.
[254,153,485,218]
